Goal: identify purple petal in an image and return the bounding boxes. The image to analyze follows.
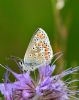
[0,83,13,100]
[39,64,56,80]
[5,67,35,88]
[36,77,52,96]
[40,77,52,87]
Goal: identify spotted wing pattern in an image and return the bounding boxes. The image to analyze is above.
[22,28,53,71]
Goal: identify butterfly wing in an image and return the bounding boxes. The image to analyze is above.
[23,28,53,71]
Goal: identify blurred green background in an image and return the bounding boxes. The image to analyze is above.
[0,0,79,81]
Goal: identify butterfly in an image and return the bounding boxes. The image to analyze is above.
[19,28,53,72]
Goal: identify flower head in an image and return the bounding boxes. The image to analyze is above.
[0,61,79,100]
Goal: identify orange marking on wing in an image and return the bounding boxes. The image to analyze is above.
[42,44,47,48]
[36,33,41,38]
[38,42,42,46]
[45,47,49,51]
[45,51,48,55]
[36,33,45,39]
[40,34,45,39]
[45,50,49,60]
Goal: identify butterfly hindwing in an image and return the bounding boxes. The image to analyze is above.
[22,28,53,71]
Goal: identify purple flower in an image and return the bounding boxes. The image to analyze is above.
[0,63,79,100]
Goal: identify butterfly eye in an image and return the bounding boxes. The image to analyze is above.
[19,61,23,66]
[20,61,22,64]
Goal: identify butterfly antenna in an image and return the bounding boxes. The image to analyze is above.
[7,56,23,72]
[51,53,63,65]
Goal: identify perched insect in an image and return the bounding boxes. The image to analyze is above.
[19,28,53,71]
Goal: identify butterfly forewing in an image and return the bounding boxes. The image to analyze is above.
[23,28,53,71]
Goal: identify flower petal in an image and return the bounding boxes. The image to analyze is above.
[39,64,56,80]
[0,83,13,100]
